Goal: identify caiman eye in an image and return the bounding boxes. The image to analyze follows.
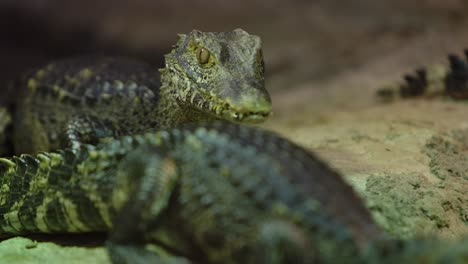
[196,47,211,65]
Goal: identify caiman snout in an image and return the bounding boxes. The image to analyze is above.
[226,87,272,123]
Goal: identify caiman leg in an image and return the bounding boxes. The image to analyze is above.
[106,149,190,264]
[62,116,115,151]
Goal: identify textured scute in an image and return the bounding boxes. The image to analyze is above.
[21,56,161,99]
[13,57,164,154]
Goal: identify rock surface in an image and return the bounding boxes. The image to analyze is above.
[266,99,468,240]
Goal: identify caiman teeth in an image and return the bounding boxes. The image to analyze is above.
[181,90,271,122]
[230,110,271,122]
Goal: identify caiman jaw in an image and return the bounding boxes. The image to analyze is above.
[225,90,272,123]
[227,110,271,123]
[213,94,272,123]
[178,87,272,124]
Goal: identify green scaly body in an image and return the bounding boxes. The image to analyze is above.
[1,123,466,263]
[0,123,380,263]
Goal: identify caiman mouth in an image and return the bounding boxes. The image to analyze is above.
[176,88,272,123]
[203,99,271,123]
[224,109,271,123]
[203,91,272,124]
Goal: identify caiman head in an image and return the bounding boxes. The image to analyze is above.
[160,29,272,123]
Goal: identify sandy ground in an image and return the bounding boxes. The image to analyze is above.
[265,99,468,240]
[262,31,468,239]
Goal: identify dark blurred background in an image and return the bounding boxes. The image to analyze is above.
[1,0,468,97]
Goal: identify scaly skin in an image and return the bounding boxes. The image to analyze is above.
[12,29,271,154]
[376,49,468,102]
[1,123,466,263]
[0,122,380,263]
